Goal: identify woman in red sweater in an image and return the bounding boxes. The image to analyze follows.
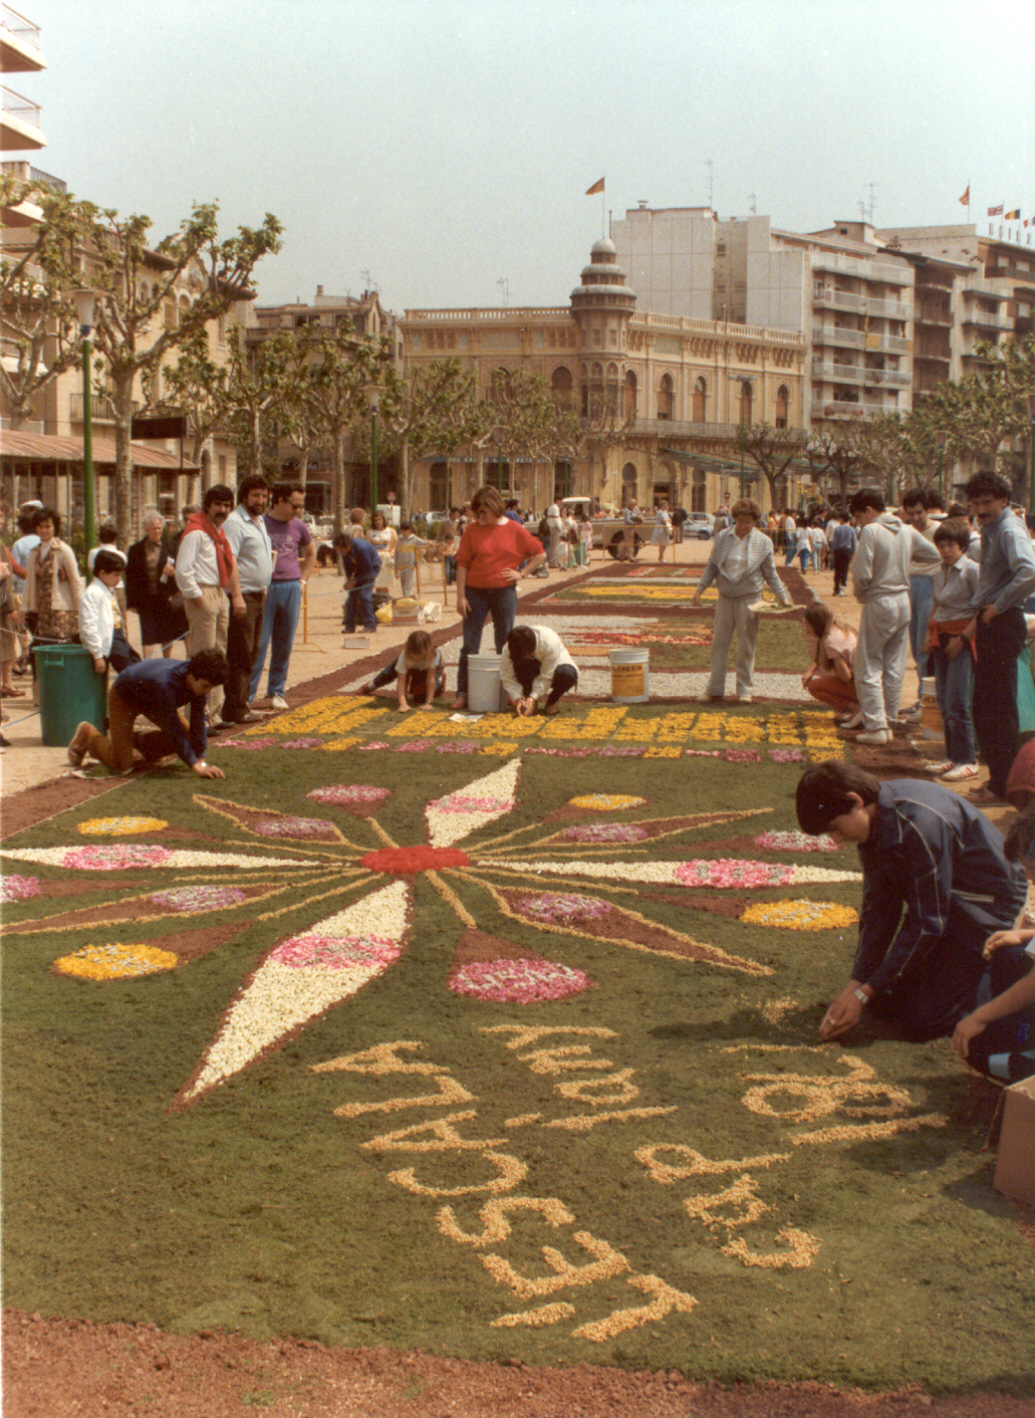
[452,486,546,709]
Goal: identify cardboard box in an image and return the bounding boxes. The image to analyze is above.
[993,1075,1035,1206]
[343,635,370,649]
[392,607,426,628]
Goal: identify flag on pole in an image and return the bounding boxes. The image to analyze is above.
[958,185,970,205]
[585,178,605,196]
[988,204,1003,216]
[1005,209,1021,220]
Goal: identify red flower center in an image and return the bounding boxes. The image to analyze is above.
[360,845,470,875]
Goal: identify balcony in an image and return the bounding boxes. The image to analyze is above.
[813,288,868,315]
[985,264,1035,288]
[812,359,864,385]
[864,297,911,320]
[623,417,744,440]
[811,256,912,287]
[813,325,864,350]
[1,83,43,150]
[70,392,117,423]
[0,159,64,191]
[809,399,886,421]
[862,366,911,388]
[864,332,911,354]
[0,5,44,72]
[961,307,1012,331]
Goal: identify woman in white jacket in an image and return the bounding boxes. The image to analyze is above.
[24,507,83,642]
[692,497,791,704]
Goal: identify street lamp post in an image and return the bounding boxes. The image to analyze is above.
[73,289,97,556]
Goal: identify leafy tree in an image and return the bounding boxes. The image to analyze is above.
[306,329,393,530]
[374,359,485,513]
[803,425,873,506]
[147,324,231,503]
[0,176,87,429]
[740,423,807,509]
[83,201,282,539]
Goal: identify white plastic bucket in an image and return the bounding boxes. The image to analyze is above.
[468,653,506,713]
[609,647,649,704]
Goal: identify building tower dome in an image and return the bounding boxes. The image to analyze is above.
[570,237,637,422]
[570,236,637,308]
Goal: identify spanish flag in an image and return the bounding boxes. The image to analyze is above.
[585,178,605,196]
[1005,209,1021,220]
[959,185,970,205]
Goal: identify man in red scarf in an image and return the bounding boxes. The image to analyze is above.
[174,484,245,723]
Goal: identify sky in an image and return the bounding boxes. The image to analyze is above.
[21,0,1035,315]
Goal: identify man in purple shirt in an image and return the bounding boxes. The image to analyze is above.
[248,483,316,712]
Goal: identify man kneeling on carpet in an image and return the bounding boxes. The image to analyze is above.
[795,760,1033,1064]
[951,804,1035,1083]
[357,630,445,711]
[501,624,578,717]
[67,648,229,779]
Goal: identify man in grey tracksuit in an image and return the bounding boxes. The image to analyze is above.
[847,487,940,746]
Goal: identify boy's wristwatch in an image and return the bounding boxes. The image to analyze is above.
[853,987,869,1005]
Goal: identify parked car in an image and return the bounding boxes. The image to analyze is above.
[686,512,715,539]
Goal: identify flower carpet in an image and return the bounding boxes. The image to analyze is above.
[2,698,1033,1397]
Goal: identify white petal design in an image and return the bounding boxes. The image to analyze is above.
[1,846,319,871]
[173,880,410,1109]
[479,858,862,887]
[425,759,520,849]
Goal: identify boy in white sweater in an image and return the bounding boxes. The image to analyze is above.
[78,549,140,675]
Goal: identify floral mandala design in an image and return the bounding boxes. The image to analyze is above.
[1,765,862,1112]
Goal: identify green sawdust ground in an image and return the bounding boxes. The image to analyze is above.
[3,719,1033,1396]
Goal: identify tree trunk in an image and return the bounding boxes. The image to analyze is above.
[112,377,137,545]
[333,429,347,533]
[398,438,411,518]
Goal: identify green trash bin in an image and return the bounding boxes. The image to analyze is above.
[33,643,108,748]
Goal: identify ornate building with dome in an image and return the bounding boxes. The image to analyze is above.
[397,235,808,516]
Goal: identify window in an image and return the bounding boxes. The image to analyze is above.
[775,384,789,429]
[692,468,707,513]
[552,366,574,408]
[739,380,753,426]
[429,462,450,511]
[622,462,637,502]
[623,370,637,419]
[658,373,674,420]
[692,377,706,423]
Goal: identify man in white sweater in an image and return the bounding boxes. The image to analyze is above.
[844,488,940,745]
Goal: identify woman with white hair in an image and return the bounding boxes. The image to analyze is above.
[125,512,187,658]
[692,497,791,704]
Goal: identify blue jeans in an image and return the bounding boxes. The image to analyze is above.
[343,576,377,633]
[908,574,934,695]
[932,635,975,765]
[250,579,302,700]
[457,584,517,696]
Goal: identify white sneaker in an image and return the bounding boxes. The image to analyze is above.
[942,763,979,782]
[838,710,865,730]
[269,694,289,711]
[922,760,954,776]
[854,728,892,746]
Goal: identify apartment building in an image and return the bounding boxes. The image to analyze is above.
[613,208,915,432]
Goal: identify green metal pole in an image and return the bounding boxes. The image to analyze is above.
[370,403,378,515]
[81,332,96,560]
